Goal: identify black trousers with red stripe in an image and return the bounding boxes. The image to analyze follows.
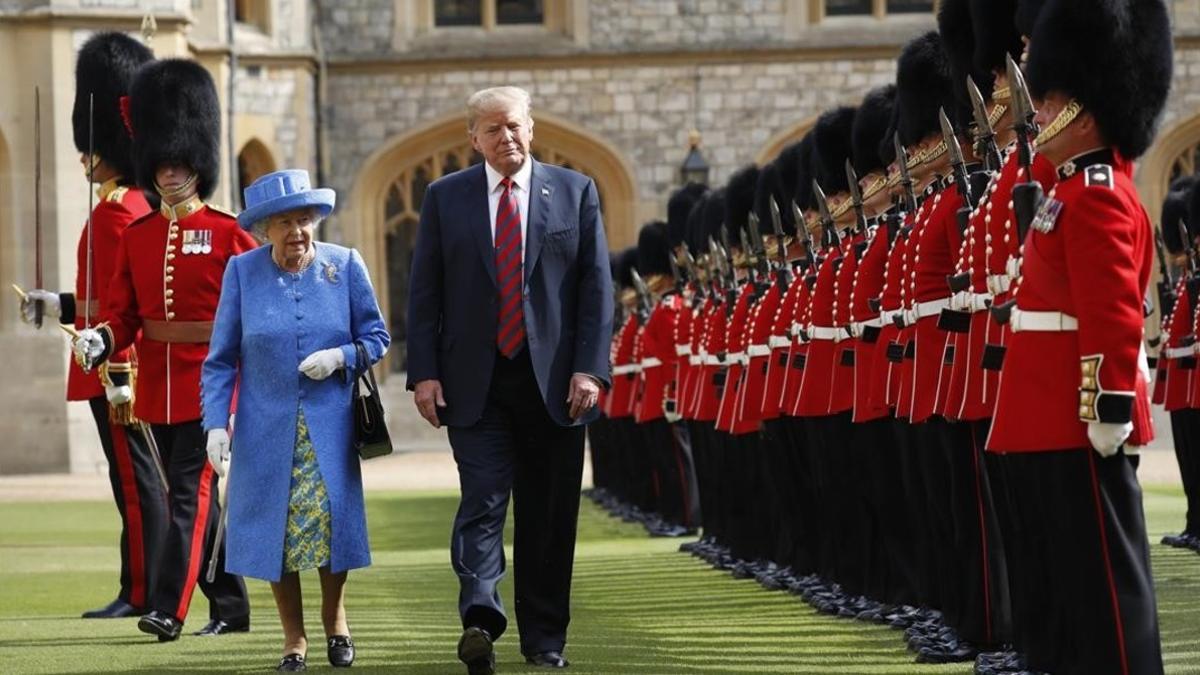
[1005,448,1163,675]
[88,397,168,610]
[147,420,249,624]
[1168,409,1200,536]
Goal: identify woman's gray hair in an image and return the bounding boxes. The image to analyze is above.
[251,206,323,242]
[466,86,532,133]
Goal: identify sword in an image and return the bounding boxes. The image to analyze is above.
[206,415,233,584]
[137,421,171,497]
[33,87,44,328]
[85,93,95,328]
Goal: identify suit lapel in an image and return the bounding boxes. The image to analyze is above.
[467,163,497,287]
[525,159,552,283]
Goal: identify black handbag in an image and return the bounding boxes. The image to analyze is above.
[351,342,393,460]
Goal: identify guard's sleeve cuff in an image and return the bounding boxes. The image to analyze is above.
[1078,355,1134,424]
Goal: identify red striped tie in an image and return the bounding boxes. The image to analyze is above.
[495,177,525,358]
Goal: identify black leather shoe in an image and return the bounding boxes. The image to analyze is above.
[917,641,978,664]
[138,610,182,642]
[193,616,250,636]
[457,626,495,675]
[526,650,569,668]
[277,653,307,672]
[328,635,355,667]
[81,598,140,619]
[1162,533,1187,547]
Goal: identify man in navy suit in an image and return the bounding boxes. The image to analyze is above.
[407,86,613,674]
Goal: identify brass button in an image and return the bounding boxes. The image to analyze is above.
[169,233,179,241]
[166,245,176,252]
[165,266,175,273]
[166,253,176,260]
[165,299,174,306]
[166,311,176,319]
[165,289,174,297]
[165,275,174,283]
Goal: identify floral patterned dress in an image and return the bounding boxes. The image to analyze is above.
[282,408,332,573]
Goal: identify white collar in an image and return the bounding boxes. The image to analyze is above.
[484,158,533,195]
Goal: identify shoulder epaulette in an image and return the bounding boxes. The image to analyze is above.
[1084,164,1114,190]
[105,186,131,203]
[206,203,239,220]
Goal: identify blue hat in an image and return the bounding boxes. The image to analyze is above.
[237,169,336,230]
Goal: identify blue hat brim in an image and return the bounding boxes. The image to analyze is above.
[236,189,336,230]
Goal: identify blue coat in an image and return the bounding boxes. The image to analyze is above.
[406,160,614,427]
[202,242,389,582]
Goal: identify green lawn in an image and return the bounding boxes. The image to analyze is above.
[0,485,1197,674]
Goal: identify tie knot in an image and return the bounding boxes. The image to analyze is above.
[500,176,513,190]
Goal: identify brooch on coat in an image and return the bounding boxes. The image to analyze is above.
[181,230,212,255]
[323,262,340,284]
[1031,198,1064,234]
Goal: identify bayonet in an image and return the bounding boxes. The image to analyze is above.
[789,200,816,270]
[630,268,653,320]
[894,134,918,215]
[813,180,837,251]
[1006,54,1044,244]
[940,107,976,223]
[967,76,1002,171]
[845,159,868,235]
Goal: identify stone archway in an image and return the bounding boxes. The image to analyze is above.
[756,115,818,165]
[236,138,277,209]
[1137,113,1200,223]
[344,111,638,373]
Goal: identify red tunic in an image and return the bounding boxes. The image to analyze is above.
[829,234,861,415]
[763,269,806,420]
[669,289,696,419]
[1162,278,1195,412]
[989,158,1155,452]
[716,282,755,432]
[605,314,640,419]
[794,244,843,417]
[694,297,729,422]
[851,226,891,422]
[681,297,712,420]
[635,294,683,423]
[67,182,150,401]
[868,214,914,413]
[895,194,940,420]
[103,201,257,424]
[783,273,814,417]
[736,279,782,433]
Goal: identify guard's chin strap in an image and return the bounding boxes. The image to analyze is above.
[1034,99,1083,149]
[154,171,198,201]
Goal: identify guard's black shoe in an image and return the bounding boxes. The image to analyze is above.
[328,635,355,667]
[193,616,250,636]
[138,610,182,642]
[277,653,307,672]
[917,641,978,664]
[81,598,140,619]
[526,650,569,668]
[458,626,495,675]
[1162,533,1187,547]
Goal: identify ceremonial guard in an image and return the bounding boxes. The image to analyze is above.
[988,0,1171,672]
[72,59,254,642]
[17,32,167,619]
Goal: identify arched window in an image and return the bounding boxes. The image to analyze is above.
[1168,143,1200,185]
[236,139,277,210]
[345,113,636,375]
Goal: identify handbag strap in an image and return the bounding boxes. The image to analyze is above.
[354,341,378,395]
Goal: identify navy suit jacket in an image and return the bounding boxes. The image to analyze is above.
[406,159,614,428]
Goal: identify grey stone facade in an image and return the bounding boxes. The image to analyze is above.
[235,64,314,169]
[587,0,790,50]
[316,0,393,56]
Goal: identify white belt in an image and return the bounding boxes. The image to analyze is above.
[612,364,638,375]
[987,274,1012,295]
[675,344,691,356]
[728,352,748,365]
[903,298,952,324]
[880,308,903,326]
[791,322,806,338]
[747,344,772,357]
[1006,256,1021,278]
[1165,346,1197,359]
[641,357,663,368]
[1010,309,1078,333]
[850,317,883,338]
[704,355,723,366]
[768,335,791,349]
[809,325,842,341]
[688,355,701,365]
[965,292,992,313]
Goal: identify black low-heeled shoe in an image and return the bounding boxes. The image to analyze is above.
[328,635,355,667]
[277,653,306,672]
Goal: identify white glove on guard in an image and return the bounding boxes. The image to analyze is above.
[1087,421,1133,458]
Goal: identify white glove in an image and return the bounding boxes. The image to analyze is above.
[20,289,61,324]
[299,347,345,381]
[105,384,132,405]
[206,428,230,478]
[72,328,106,372]
[1087,421,1133,458]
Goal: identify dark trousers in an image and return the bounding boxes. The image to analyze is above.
[88,397,168,610]
[640,418,691,527]
[1169,409,1200,535]
[147,420,248,623]
[1006,449,1163,675]
[447,350,586,655]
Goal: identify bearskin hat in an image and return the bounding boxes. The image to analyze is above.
[896,31,955,146]
[703,187,728,247]
[853,85,896,176]
[667,182,707,248]
[969,0,1022,81]
[811,107,857,194]
[614,246,638,289]
[1015,0,1048,38]
[775,140,804,209]
[878,103,900,169]
[725,164,761,236]
[129,58,222,201]
[1185,176,1200,244]
[791,135,817,212]
[636,221,673,277]
[938,0,988,129]
[1025,0,1172,160]
[685,192,709,255]
[1163,189,1193,254]
[754,161,796,237]
[73,32,153,182]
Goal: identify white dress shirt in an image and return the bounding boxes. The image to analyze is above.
[484,159,532,265]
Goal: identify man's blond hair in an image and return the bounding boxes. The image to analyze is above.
[467,86,533,133]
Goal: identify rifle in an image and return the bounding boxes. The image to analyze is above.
[894,134,919,216]
[630,268,654,322]
[1179,219,1200,309]
[1154,226,1176,317]
[1007,54,1044,244]
[967,76,1003,172]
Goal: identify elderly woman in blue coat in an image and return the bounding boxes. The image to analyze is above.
[201,169,389,672]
